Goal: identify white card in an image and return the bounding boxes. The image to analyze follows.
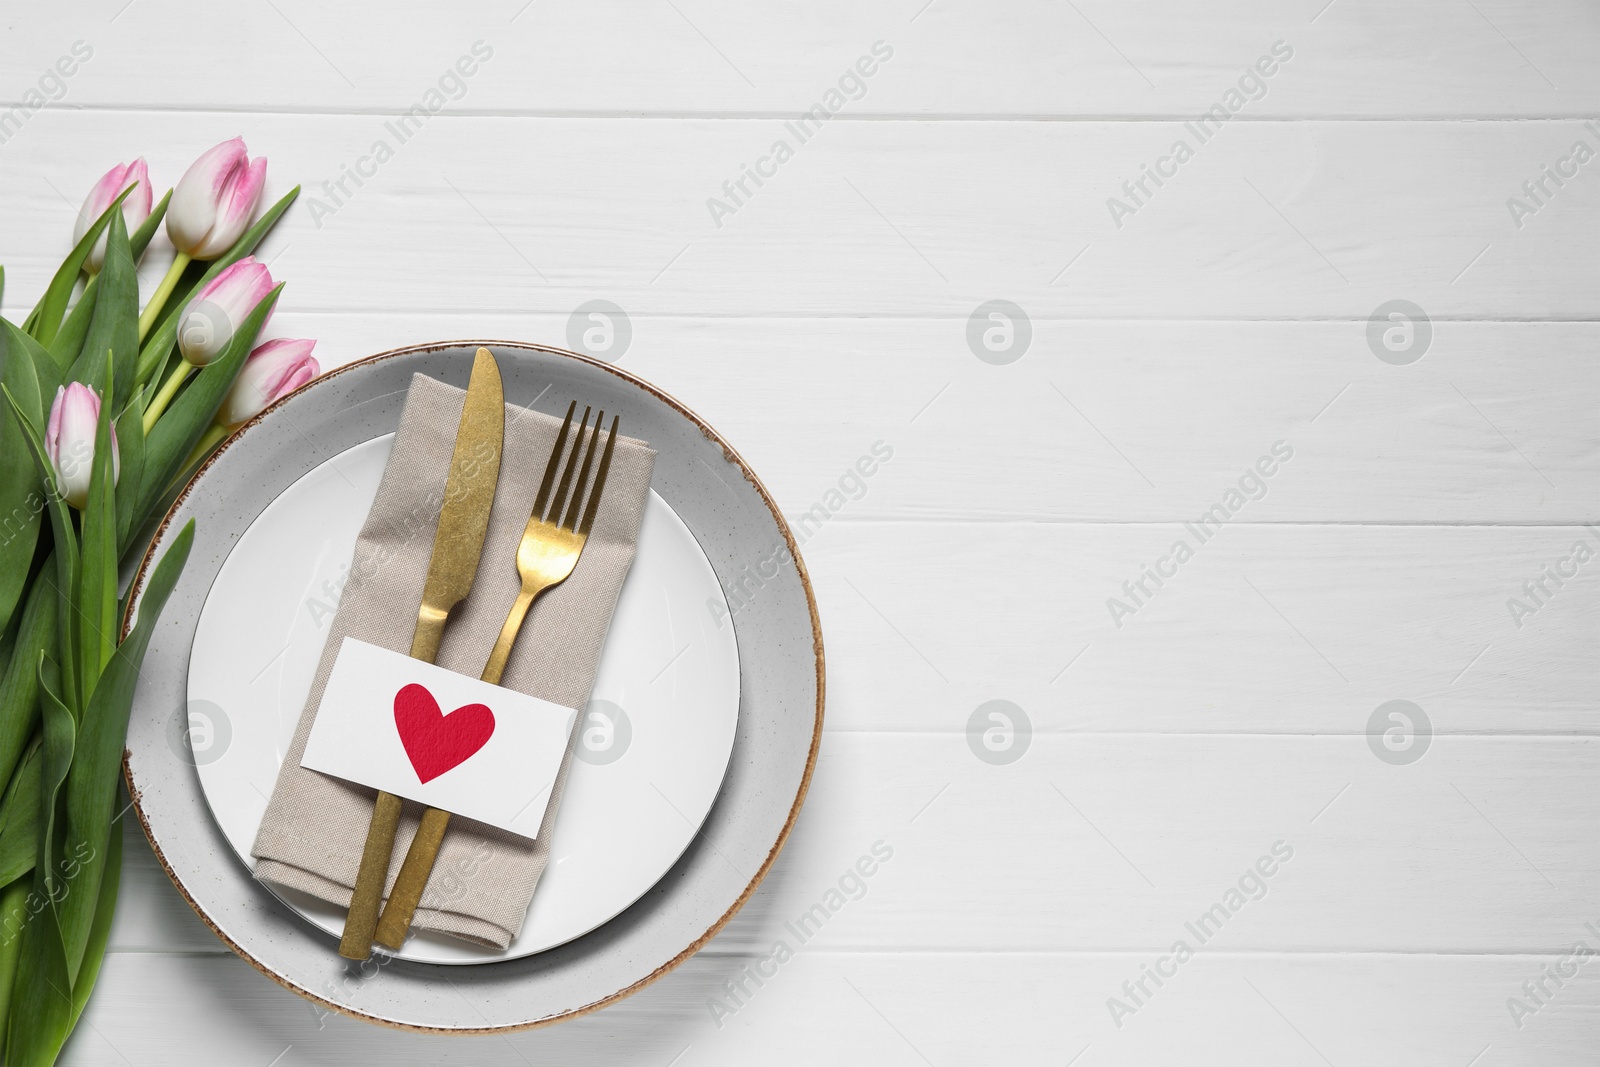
[300,637,577,840]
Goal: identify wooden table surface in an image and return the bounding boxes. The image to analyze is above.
[3,2,1597,1063]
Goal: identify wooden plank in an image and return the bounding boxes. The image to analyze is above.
[704,734,1600,955]
[65,947,1600,1064]
[803,522,1600,734]
[171,310,1599,525]
[4,0,1595,117]
[110,817,223,956]
[2,115,1596,320]
[110,733,1600,957]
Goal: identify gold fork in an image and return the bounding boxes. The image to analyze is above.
[372,401,619,949]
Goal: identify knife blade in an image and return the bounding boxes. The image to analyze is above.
[337,347,504,960]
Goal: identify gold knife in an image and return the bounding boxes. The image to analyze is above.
[337,347,504,960]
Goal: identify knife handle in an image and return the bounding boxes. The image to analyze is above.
[338,790,404,960]
[410,607,448,663]
[372,807,452,949]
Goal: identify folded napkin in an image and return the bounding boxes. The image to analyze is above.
[252,372,655,948]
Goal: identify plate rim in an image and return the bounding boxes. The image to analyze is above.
[120,339,826,1033]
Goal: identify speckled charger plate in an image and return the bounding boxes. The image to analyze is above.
[122,341,824,1032]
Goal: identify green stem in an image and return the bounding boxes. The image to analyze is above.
[160,423,231,503]
[136,252,191,342]
[179,423,228,478]
[140,361,194,434]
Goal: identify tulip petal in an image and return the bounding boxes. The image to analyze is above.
[218,338,317,426]
[195,155,267,259]
[45,385,66,461]
[72,163,130,246]
[179,258,275,367]
[124,158,153,220]
[45,382,106,509]
[74,160,153,273]
[168,137,249,258]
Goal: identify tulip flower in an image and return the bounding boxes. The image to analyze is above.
[177,257,275,367]
[45,384,119,510]
[143,257,275,433]
[139,137,267,342]
[217,338,318,428]
[177,336,318,484]
[74,159,152,273]
[167,137,267,260]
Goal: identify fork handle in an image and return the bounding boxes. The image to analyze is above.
[371,586,540,947]
[481,587,535,687]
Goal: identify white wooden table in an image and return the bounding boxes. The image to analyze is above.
[4,2,1598,1062]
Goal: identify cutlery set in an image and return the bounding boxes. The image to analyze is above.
[134,338,789,1025]
[338,347,619,960]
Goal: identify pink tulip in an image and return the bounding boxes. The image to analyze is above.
[178,256,275,367]
[74,159,152,273]
[217,338,318,427]
[45,383,119,509]
[167,137,267,259]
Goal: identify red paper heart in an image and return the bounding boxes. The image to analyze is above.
[393,683,496,784]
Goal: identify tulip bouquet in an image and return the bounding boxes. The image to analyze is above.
[0,139,317,1062]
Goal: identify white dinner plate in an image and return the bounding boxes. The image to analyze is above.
[126,342,823,1032]
[185,432,741,964]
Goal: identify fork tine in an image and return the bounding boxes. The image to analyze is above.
[532,401,577,515]
[546,405,591,521]
[562,410,604,530]
[577,416,618,538]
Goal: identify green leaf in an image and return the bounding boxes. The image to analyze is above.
[0,600,16,693]
[2,319,65,404]
[1,386,80,716]
[46,278,98,375]
[129,190,170,262]
[0,742,41,887]
[74,356,118,689]
[0,875,28,1042]
[26,187,135,350]
[0,321,61,637]
[136,285,281,525]
[5,650,77,1066]
[35,656,73,905]
[134,349,174,416]
[4,891,74,1065]
[57,520,192,980]
[70,212,138,411]
[113,398,145,553]
[0,579,55,805]
[69,810,120,1028]
[134,185,299,389]
[49,189,169,372]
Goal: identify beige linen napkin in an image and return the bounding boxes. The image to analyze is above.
[252,372,655,949]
